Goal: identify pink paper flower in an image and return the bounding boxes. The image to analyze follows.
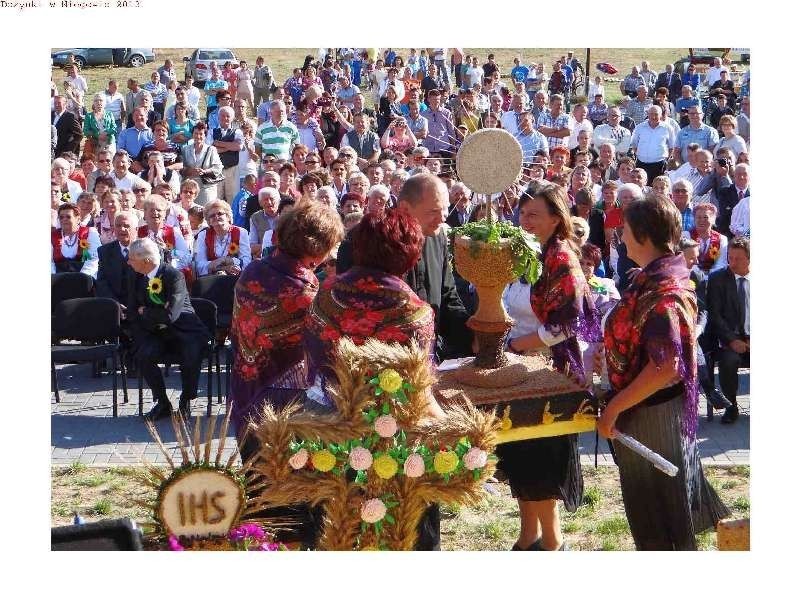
[403,453,425,478]
[167,534,185,551]
[374,415,398,438]
[348,446,373,471]
[361,498,387,524]
[464,447,488,470]
[288,448,309,470]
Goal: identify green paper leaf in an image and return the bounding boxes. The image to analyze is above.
[374,388,383,396]
[382,402,390,415]
[473,469,480,481]
[368,377,379,385]
[355,470,367,484]
[384,514,395,525]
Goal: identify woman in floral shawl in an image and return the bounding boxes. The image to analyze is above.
[502,184,601,551]
[598,194,729,550]
[305,210,437,409]
[304,210,445,551]
[229,202,344,443]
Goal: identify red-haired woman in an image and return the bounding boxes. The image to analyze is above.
[304,209,444,551]
[501,184,601,552]
[546,146,572,182]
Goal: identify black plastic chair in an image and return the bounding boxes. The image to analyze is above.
[136,298,221,417]
[51,298,128,417]
[191,275,238,405]
[52,273,95,316]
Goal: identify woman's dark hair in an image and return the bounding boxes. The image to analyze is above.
[623,193,682,254]
[518,183,574,242]
[58,202,80,217]
[93,175,116,191]
[299,173,323,192]
[192,122,208,133]
[351,210,424,276]
[278,163,297,175]
[275,201,343,259]
[575,188,594,207]
[581,243,603,269]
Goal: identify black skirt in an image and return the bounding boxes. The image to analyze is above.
[495,434,583,512]
[612,393,731,550]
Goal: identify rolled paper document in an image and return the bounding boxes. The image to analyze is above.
[612,430,679,477]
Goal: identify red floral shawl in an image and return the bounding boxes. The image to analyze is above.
[229,251,319,434]
[530,236,601,381]
[305,266,435,403]
[604,253,699,438]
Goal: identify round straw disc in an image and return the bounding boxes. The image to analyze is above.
[455,128,523,195]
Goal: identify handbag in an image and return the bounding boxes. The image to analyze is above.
[197,145,225,185]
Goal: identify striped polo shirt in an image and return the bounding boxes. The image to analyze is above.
[255,118,300,161]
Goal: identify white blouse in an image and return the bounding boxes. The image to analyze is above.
[502,280,568,347]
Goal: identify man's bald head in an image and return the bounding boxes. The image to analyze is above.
[397,173,449,236]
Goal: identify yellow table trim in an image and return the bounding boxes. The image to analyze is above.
[495,418,597,444]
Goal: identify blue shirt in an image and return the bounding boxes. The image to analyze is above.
[351,59,363,87]
[232,188,253,228]
[204,79,227,108]
[117,126,154,158]
[675,97,700,114]
[676,124,719,161]
[511,65,529,83]
[515,130,549,161]
[682,73,699,90]
[561,64,574,84]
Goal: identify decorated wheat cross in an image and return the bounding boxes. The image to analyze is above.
[246,338,500,550]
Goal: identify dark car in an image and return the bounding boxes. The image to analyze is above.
[51,48,156,70]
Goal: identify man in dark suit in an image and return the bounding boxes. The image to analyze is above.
[715,163,749,238]
[707,237,750,424]
[337,173,472,361]
[97,211,138,370]
[655,64,682,104]
[681,238,732,421]
[445,182,471,228]
[126,237,210,420]
[52,95,83,157]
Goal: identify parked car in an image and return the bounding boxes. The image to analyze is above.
[51,48,156,70]
[183,48,238,86]
[673,48,750,75]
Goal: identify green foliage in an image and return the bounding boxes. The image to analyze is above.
[61,461,88,476]
[582,486,602,508]
[451,219,542,284]
[92,499,112,515]
[594,515,630,536]
[732,496,750,511]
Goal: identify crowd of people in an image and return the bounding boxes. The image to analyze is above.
[50,48,751,551]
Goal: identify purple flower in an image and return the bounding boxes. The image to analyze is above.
[168,534,185,551]
[257,542,283,551]
[228,523,267,543]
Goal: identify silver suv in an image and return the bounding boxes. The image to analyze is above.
[183,48,238,84]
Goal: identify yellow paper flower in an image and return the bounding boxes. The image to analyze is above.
[228,242,239,255]
[311,449,337,472]
[433,450,459,475]
[372,454,399,479]
[377,369,403,394]
[79,239,89,250]
[147,277,163,295]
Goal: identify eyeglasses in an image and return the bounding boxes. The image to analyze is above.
[305,160,320,166]
[97,158,111,163]
[133,189,148,194]
[207,212,227,219]
[673,189,689,194]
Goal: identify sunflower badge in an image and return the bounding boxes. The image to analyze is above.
[228,242,239,256]
[79,238,90,261]
[708,246,720,261]
[147,276,166,305]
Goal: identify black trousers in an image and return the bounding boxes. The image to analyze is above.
[133,326,204,406]
[635,159,666,185]
[718,347,749,407]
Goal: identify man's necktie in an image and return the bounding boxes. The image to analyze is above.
[738,189,745,201]
[122,247,129,260]
[737,277,749,336]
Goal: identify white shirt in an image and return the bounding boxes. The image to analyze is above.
[111,171,148,192]
[706,66,723,87]
[103,91,126,121]
[143,225,191,270]
[567,117,594,150]
[194,226,252,276]
[185,86,201,109]
[668,161,695,183]
[592,123,632,155]
[631,120,675,162]
[51,227,101,278]
[465,66,483,88]
[500,110,523,136]
[146,264,160,280]
[378,78,405,103]
[730,195,750,237]
[588,83,605,99]
[502,280,568,347]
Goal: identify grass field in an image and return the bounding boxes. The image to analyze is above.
[51,463,749,551]
[52,47,690,110]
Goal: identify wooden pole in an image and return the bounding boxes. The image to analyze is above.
[585,48,591,97]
